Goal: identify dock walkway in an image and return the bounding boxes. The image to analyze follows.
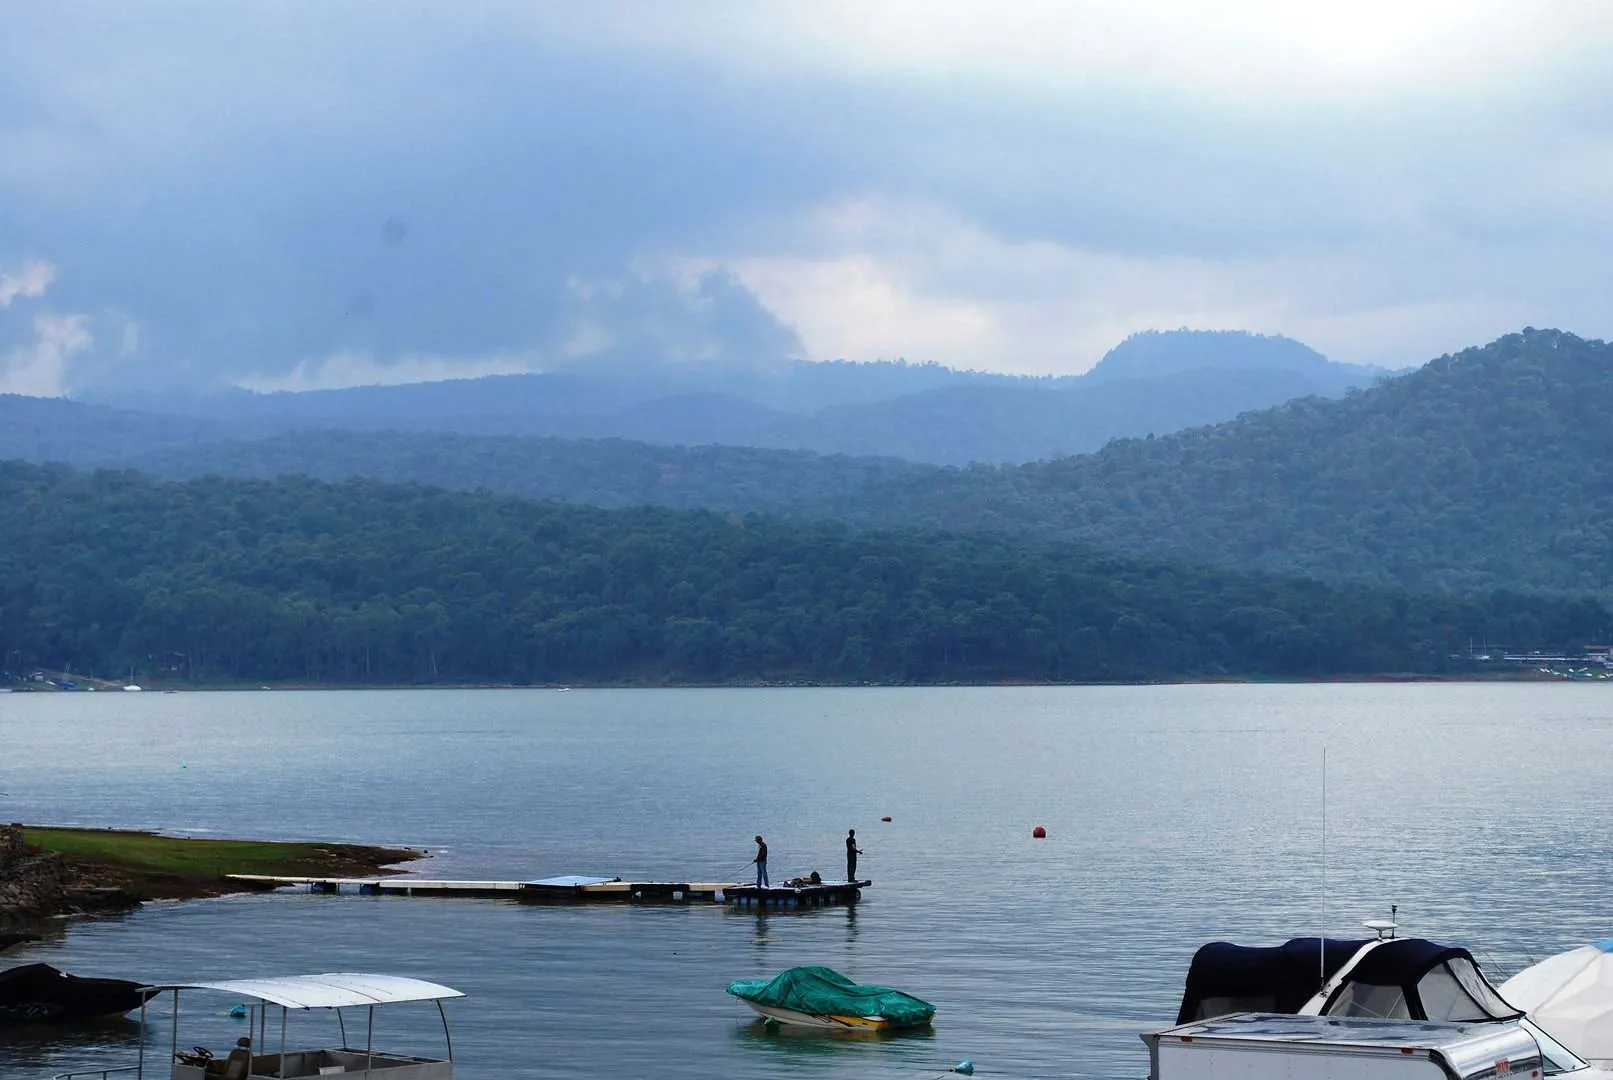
[225,873,869,907]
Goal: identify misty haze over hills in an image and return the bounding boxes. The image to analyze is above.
[3,324,1611,684]
[11,327,1604,603]
[57,330,1390,466]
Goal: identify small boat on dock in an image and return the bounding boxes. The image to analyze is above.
[727,966,935,1031]
[51,972,463,1080]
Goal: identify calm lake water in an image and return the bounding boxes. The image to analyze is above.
[4,684,1613,1079]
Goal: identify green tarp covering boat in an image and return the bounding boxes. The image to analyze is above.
[726,966,936,1030]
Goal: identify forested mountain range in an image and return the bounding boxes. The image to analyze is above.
[62,330,1385,465]
[818,329,1613,597]
[2,462,1602,686]
[11,328,1606,600]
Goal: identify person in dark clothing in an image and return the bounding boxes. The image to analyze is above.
[846,829,862,882]
[753,835,769,888]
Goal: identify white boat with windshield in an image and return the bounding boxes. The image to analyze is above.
[1163,917,1611,1077]
[52,972,463,1080]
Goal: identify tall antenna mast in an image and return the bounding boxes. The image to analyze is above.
[1320,745,1327,988]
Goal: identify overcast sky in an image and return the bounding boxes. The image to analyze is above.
[2,1,1611,395]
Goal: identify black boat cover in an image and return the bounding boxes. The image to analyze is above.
[0,963,151,1024]
[1176,937,1521,1025]
[1177,937,1370,1023]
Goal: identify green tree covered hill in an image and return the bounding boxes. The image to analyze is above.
[0,462,1603,686]
[820,329,1613,596]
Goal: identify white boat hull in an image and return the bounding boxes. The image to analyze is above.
[741,1000,892,1030]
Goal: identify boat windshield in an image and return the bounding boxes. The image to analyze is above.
[1322,946,1522,1023]
[1520,1018,1592,1075]
[1415,956,1519,1021]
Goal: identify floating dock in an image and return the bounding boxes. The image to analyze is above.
[225,873,869,907]
[725,880,870,908]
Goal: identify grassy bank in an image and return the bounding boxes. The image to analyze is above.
[21,826,424,906]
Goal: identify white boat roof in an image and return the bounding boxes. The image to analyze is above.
[144,973,464,1009]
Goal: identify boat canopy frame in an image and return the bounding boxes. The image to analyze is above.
[128,973,463,1080]
[1176,937,1523,1027]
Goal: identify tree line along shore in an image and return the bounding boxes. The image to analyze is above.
[2,461,1607,689]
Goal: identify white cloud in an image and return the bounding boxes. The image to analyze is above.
[0,260,56,307]
[541,0,1606,104]
[0,313,93,396]
[716,252,996,367]
[238,350,536,393]
[695,197,1569,372]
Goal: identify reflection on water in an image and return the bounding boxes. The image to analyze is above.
[0,1015,145,1075]
[5,684,1613,1079]
[730,1017,938,1053]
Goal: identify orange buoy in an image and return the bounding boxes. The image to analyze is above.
[880,816,892,822]
[1032,825,1047,839]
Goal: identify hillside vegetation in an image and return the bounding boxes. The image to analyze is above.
[123,432,928,514]
[821,329,1613,596]
[0,462,1604,686]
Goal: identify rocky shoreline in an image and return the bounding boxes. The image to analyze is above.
[0,824,131,928]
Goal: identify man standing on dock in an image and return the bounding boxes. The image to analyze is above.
[754,835,769,888]
[846,829,862,882]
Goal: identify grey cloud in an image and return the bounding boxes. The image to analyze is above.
[1,4,1611,388]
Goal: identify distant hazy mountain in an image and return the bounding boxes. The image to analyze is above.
[815,329,1613,597]
[93,359,1058,424]
[1083,328,1385,385]
[0,395,244,465]
[0,392,938,513]
[742,362,1382,463]
[123,430,929,514]
[83,330,1386,465]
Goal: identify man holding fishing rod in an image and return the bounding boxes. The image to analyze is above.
[752,835,769,888]
[846,828,862,883]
